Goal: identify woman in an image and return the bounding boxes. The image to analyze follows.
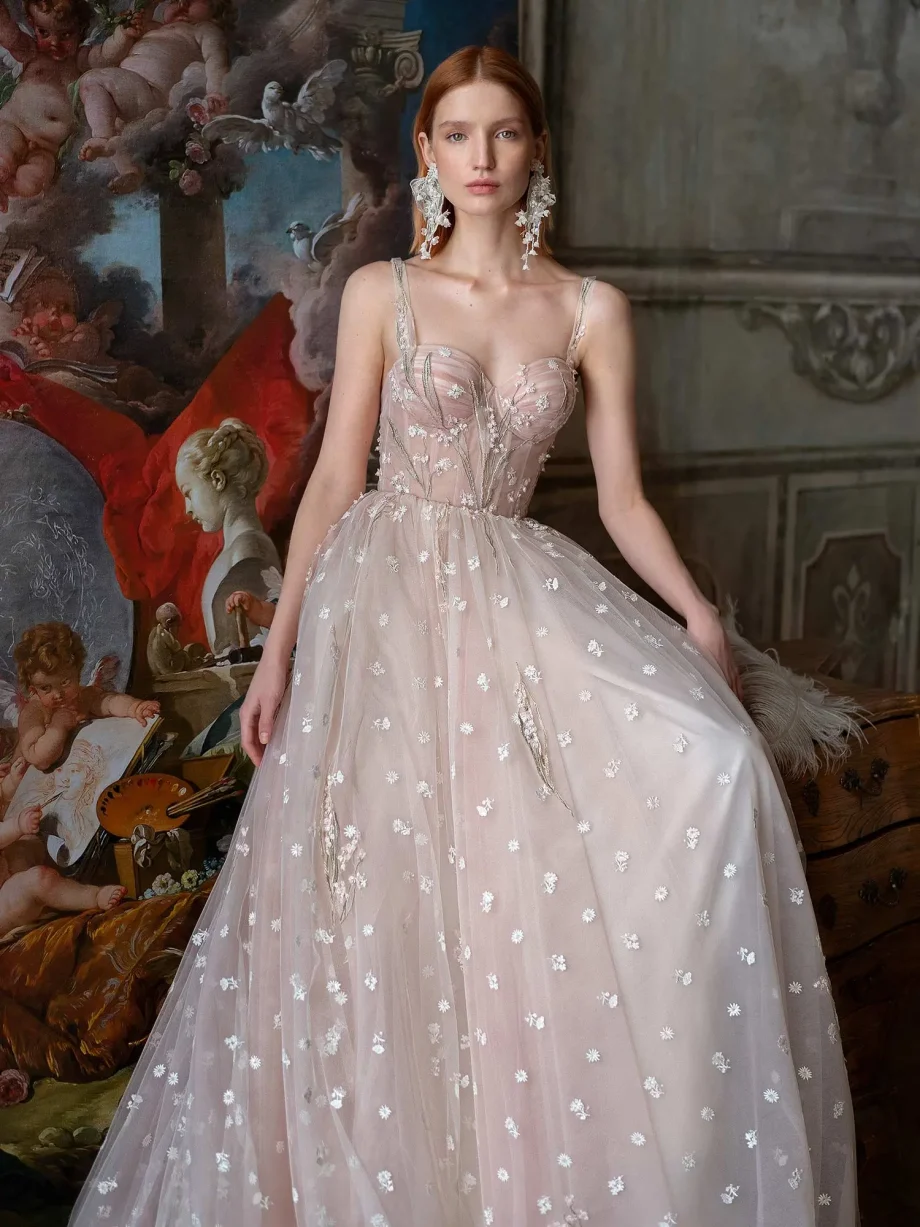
[71,46,857,1227]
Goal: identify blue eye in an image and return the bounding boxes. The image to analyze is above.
[446,132,466,142]
[497,129,519,139]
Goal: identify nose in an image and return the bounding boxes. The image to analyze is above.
[471,132,496,172]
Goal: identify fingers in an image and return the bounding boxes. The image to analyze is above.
[240,699,263,766]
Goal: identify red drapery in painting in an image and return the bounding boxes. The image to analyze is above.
[0,294,315,645]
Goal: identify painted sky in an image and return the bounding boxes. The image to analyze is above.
[81,1,515,309]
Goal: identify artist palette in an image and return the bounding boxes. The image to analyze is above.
[97,773,193,837]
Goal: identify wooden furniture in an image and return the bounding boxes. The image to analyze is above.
[784,682,920,1227]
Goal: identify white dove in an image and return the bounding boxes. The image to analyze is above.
[202,58,347,158]
[287,192,366,268]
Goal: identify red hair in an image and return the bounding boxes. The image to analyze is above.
[410,46,554,258]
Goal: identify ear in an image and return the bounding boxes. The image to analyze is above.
[209,469,227,493]
[534,132,547,167]
[417,131,434,168]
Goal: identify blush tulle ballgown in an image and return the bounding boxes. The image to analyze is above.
[70,259,857,1227]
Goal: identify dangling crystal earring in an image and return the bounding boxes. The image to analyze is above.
[410,162,451,260]
[516,158,556,271]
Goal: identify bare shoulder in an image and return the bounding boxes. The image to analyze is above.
[587,279,631,327]
[342,260,394,302]
[338,261,395,336]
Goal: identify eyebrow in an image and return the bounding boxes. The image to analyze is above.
[436,117,525,129]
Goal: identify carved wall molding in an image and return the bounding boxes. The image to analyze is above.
[739,301,920,402]
[562,257,920,306]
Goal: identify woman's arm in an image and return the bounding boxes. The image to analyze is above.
[241,261,390,762]
[580,283,742,699]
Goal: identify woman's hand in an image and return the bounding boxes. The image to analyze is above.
[240,654,289,766]
[685,602,744,703]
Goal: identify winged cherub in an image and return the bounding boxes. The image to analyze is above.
[202,58,346,158]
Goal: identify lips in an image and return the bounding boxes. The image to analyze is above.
[467,181,500,193]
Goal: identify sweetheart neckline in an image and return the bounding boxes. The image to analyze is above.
[385,343,576,395]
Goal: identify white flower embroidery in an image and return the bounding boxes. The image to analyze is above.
[660,1026,675,1041]
[604,759,621,778]
[582,907,596,923]
[728,1002,741,1016]
[721,1184,740,1205]
[654,886,669,902]
[569,1098,590,1120]
[673,733,688,753]
[624,702,639,721]
[723,862,738,878]
[630,1132,646,1146]
[685,827,700,850]
[622,932,640,950]
[712,1051,731,1073]
[764,1088,780,1103]
[717,772,731,786]
[550,953,567,971]
[608,1175,625,1195]
[789,887,805,905]
[646,795,660,810]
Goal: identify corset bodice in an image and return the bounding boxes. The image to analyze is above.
[374,259,595,519]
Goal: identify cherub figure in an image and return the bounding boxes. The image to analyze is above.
[13,621,159,771]
[0,755,125,941]
[0,0,142,209]
[78,0,230,194]
[11,267,120,362]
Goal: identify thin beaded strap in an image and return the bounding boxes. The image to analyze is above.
[565,275,596,367]
[391,257,417,357]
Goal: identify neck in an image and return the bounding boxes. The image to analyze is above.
[434,208,532,283]
[220,496,263,547]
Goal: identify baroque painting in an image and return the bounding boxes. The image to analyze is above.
[0,1,516,1220]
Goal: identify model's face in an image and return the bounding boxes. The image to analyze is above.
[419,82,543,221]
[30,669,80,711]
[176,455,225,532]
